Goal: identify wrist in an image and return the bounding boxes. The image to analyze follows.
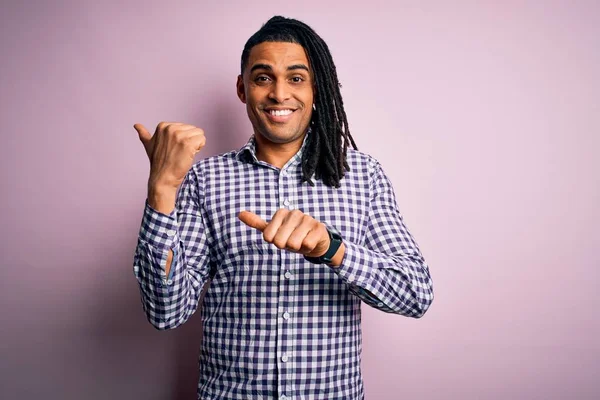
[147,185,177,215]
[305,228,344,266]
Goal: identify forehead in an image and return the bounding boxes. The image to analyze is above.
[247,41,310,70]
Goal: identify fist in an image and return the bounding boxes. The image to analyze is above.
[134,122,206,190]
[238,209,330,258]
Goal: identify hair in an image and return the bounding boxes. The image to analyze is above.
[241,16,358,188]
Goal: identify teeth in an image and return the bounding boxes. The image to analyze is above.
[269,109,293,116]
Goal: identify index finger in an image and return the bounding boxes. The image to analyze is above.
[238,211,268,232]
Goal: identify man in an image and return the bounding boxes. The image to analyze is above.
[133,16,433,400]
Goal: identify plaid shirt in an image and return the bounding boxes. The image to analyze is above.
[133,133,434,400]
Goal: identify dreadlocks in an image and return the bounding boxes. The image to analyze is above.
[241,16,358,188]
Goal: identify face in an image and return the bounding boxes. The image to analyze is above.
[237,41,314,146]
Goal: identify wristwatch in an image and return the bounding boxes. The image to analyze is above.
[304,228,343,265]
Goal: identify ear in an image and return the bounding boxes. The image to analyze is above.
[236,75,246,103]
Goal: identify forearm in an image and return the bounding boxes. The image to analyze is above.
[147,185,177,275]
[333,241,433,317]
[135,229,207,330]
[134,185,209,330]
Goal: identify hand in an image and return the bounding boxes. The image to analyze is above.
[134,122,206,191]
[238,209,330,258]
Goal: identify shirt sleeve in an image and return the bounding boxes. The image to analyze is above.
[133,166,211,329]
[331,159,434,317]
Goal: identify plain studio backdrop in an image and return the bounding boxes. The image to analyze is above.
[0,1,598,399]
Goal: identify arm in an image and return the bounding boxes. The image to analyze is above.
[146,187,177,275]
[133,167,211,330]
[332,160,434,317]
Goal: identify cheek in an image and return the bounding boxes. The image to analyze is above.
[247,104,259,121]
[304,92,314,110]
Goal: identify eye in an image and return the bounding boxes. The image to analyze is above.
[254,75,271,84]
[290,76,305,83]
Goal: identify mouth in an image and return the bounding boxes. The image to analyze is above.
[263,107,297,123]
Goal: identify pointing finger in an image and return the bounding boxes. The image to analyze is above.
[238,211,268,232]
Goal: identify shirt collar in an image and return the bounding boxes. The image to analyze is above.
[235,128,311,167]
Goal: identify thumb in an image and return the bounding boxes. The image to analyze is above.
[238,211,268,232]
[133,123,152,146]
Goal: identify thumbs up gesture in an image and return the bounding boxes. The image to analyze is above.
[134,122,206,214]
[134,122,206,191]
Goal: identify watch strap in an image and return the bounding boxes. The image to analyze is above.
[305,228,343,264]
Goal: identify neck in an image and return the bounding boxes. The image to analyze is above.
[254,132,306,169]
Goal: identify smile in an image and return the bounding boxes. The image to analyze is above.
[269,109,293,116]
[264,108,297,123]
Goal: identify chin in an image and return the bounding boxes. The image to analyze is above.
[258,127,306,144]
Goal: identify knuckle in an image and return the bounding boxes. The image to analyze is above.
[275,208,288,217]
[262,230,272,242]
[304,237,318,249]
[174,135,185,145]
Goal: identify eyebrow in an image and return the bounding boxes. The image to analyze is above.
[249,63,310,73]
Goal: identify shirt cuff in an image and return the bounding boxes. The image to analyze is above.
[330,241,373,287]
[138,199,180,250]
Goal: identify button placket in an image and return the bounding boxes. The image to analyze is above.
[277,164,298,397]
[278,249,293,395]
[276,168,288,396]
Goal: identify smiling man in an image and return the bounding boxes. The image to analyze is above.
[133,16,434,400]
[239,41,314,149]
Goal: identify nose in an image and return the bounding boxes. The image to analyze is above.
[267,80,291,103]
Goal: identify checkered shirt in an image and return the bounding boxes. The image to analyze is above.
[133,133,434,400]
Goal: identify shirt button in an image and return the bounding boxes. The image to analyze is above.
[281,354,289,362]
[283,199,290,207]
[167,279,173,285]
[280,395,288,400]
[284,271,292,279]
[166,229,176,237]
[283,312,290,320]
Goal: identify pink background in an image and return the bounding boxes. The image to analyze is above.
[1,1,599,399]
